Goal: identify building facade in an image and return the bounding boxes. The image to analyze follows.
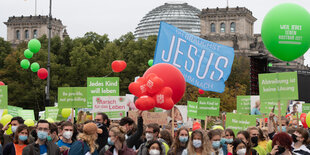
[4,15,67,46]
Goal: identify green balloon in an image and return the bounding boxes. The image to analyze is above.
[20,59,30,69]
[30,62,40,72]
[28,39,41,54]
[24,49,33,59]
[261,3,310,61]
[148,59,153,67]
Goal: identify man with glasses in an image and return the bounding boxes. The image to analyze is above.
[22,120,60,155]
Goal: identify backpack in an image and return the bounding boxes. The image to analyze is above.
[63,140,84,155]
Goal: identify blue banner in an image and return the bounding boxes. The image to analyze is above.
[154,22,234,93]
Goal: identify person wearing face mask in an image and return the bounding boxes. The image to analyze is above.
[227,139,248,155]
[22,119,60,155]
[208,129,227,155]
[221,129,235,145]
[247,127,266,155]
[48,123,59,144]
[1,117,25,147]
[182,129,212,155]
[99,125,135,155]
[168,127,189,155]
[159,130,173,155]
[94,113,110,151]
[269,132,292,155]
[147,140,163,155]
[3,124,29,155]
[137,123,166,155]
[236,131,258,155]
[292,128,310,155]
[56,121,75,153]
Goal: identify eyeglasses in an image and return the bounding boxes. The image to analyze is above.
[145,131,153,134]
[37,128,49,132]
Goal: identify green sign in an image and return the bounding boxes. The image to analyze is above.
[237,96,251,114]
[58,87,87,108]
[87,77,119,108]
[226,113,256,134]
[154,108,163,112]
[18,110,35,120]
[0,86,8,109]
[45,107,59,120]
[187,101,205,120]
[8,106,23,117]
[260,99,288,116]
[303,103,310,113]
[197,97,220,117]
[259,72,298,100]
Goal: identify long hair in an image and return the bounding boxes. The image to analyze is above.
[146,140,163,155]
[109,125,126,144]
[187,129,212,155]
[14,124,29,144]
[159,129,173,147]
[237,130,251,155]
[77,133,98,153]
[170,127,189,154]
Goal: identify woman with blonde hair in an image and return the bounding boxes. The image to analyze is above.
[69,122,101,155]
[182,129,212,155]
[168,127,189,155]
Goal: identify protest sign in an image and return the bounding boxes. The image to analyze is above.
[302,103,310,113]
[128,111,167,126]
[225,113,256,134]
[87,77,119,108]
[259,72,298,100]
[187,101,205,120]
[0,86,8,109]
[92,96,129,120]
[237,96,251,114]
[197,97,220,117]
[153,22,234,93]
[18,110,35,120]
[250,96,261,115]
[8,106,22,117]
[289,101,304,114]
[260,99,288,116]
[45,107,59,120]
[164,105,187,123]
[58,87,87,108]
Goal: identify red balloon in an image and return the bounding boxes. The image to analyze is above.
[128,77,147,97]
[153,87,174,110]
[111,60,127,72]
[144,63,185,104]
[135,95,155,111]
[264,118,268,123]
[37,68,48,79]
[0,81,5,86]
[146,74,164,94]
[300,113,308,128]
[192,122,201,131]
[198,89,204,94]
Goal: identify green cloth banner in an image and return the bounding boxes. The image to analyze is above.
[8,106,23,117]
[303,103,310,113]
[87,77,119,108]
[197,97,220,117]
[187,101,205,120]
[18,110,35,120]
[58,87,87,108]
[45,107,59,120]
[259,72,298,100]
[260,99,288,116]
[0,86,8,109]
[226,113,256,134]
[237,96,251,114]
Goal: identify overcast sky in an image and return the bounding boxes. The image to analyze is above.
[0,0,309,64]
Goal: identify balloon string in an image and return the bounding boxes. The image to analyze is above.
[104,71,113,77]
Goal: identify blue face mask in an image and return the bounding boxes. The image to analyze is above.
[212,141,221,149]
[108,137,114,146]
[225,138,233,144]
[37,131,48,140]
[278,126,286,132]
[179,136,188,143]
[220,138,226,144]
[19,135,28,141]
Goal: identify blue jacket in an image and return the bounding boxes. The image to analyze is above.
[69,140,98,155]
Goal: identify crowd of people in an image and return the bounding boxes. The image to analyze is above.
[0,110,309,155]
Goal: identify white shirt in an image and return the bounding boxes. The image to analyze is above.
[292,143,310,155]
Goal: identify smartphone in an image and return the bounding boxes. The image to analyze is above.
[271,105,275,113]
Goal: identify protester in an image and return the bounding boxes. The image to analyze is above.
[227,139,247,155]
[146,140,163,155]
[292,128,310,154]
[22,120,60,155]
[48,123,59,143]
[1,117,24,146]
[182,129,212,155]
[119,110,144,149]
[237,131,258,155]
[208,129,228,155]
[94,113,110,151]
[3,124,29,155]
[247,127,266,155]
[168,127,189,155]
[69,122,100,155]
[57,121,75,153]
[99,125,135,155]
[158,129,173,155]
[222,129,235,144]
[270,132,293,155]
[137,123,165,155]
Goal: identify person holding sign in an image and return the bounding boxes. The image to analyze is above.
[3,124,29,155]
[181,130,212,155]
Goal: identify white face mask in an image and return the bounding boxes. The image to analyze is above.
[237,148,247,155]
[11,126,18,133]
[63,131,73,140]
[193,140,202,148]
[149,149,160,155]
[146,133,154,141]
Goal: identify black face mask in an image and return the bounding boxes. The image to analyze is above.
[292,134,298,143]
[251,136,258,146]
[275,146,285,155]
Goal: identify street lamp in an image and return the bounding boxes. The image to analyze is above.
[46,0,52,107]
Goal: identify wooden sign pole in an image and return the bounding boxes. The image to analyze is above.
[171,106,175,137]
[278,101,281,132]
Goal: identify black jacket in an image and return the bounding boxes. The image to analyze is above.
[96,124,109,151]
[3,143,16,155]
[126,116,143,149]
[22,141,60,155]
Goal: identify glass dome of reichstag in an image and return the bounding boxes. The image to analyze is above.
[134,2,201,39]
